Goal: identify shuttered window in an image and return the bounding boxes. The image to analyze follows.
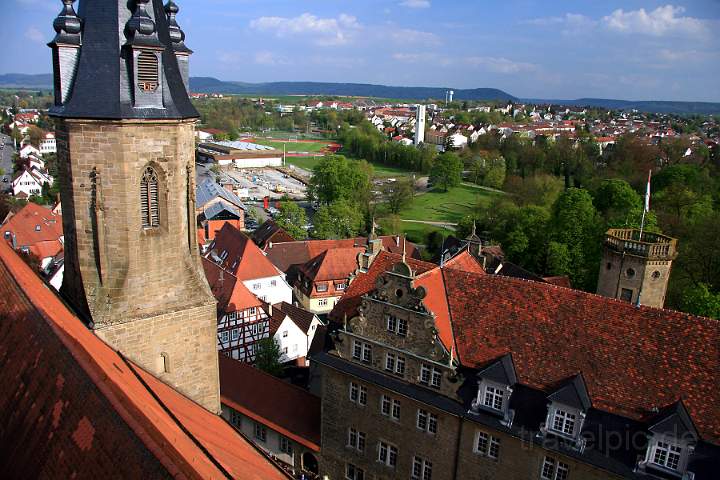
[137,52,159,92]
[141,167,160,228]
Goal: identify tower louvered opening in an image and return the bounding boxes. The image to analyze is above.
[137,52,159,92]
[141,167,160,228]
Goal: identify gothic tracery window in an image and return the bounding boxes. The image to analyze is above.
[141,167,160,228]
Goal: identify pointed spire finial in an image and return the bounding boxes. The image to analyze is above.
[50,0,82,46]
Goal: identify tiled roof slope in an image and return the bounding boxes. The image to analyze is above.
[252,220,295,250]
[269,302,318,335]
[202,257,263,314]
[209,223,281,281]
[0,240,288,479]
[0,203,63,259]
[329,251,436,323]
[219,356,321,451]
[444,270,720,444]
[265,236,420,272]
[298,247,365,282]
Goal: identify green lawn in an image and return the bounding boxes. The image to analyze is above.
[399,184,499,223]
[254,139,327,153]
[285,156,323,171]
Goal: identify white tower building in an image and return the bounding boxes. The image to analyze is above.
[414,104,426,146]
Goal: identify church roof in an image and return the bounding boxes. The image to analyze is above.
[49,0,198,120]
[0,239,288,479]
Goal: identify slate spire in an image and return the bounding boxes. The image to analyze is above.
[48,0,198,120]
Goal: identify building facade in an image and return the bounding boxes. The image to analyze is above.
[314,251,720,480]
[49,0,219,412]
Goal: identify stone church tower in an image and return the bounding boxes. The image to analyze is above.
[48,0,220,412]
[596,229,678,309]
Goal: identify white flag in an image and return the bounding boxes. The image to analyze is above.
[645,170,652,212]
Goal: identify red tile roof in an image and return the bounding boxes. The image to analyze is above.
[0,239,288,479]
[209,223,281,281]
[0,203,63,260]
[298,247,365,283]
[329,251,436,324]
[219,356,321,451]
[444,271,720,444]
[252,220,296,250]
[202,257,263,314]
[265,236,418,273]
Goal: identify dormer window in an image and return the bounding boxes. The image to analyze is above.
[316,283,328,293]
[637,400,698,478]
[137,52,159,92]
[541,374,591,448]
[472,354,517,425]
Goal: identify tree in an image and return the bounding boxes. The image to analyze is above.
[384,177,414,214]
[680,283,720,319]
[549,188,603,290]
[274,196,308,240]
[429,152,462,192]
[254,337,284,377]
[27,125,44,147]
[308,155,372,206]
[311,199,364,239]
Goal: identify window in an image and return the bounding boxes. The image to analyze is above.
[381,395,400,420]
[551,409,576,436]
[221,331,229,343]
[474,431,501,459]
[336,282,346,291]
[420,364,442,388]
[347,427,366,452]
[385,352,406,376]
[345,463,365,480]
[651,441,682,471]
[620,288,633,302]
[140,166,159,228]
[137,51,159,91]
[541,456,569,480]
[229,410,242,428]
[417,409,438,434]
[253,283,261,290]
[282,347,288,354]
[318,298,328,307]
[270,279,277,286]
[279,436,293,456]
[249,307,256,315]
[386,315,408,336]
[317,283,328,292]
[412,456,432,480]
[254,423,267,442]
[349,382,367,406]
[378,441,398,467]
[227,311,237,321]
[396,355,406,376]
[386,352,396,372]
[282,330,288,338]
[352,340,372,362]
[483,385,504,411]
[231,329,239,341]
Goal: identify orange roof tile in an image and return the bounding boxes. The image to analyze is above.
[209,224,280,281]
[202,257,263,314]
[1,203,63,259]
[0,239,288,479]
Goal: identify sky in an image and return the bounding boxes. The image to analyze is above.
[2,0,720,102]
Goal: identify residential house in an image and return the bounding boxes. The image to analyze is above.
[1,202,63,271]
[206,223,292,305]
[12,167,53,198]
[220,355,321,478]
[268,301,324,366]
[314,250,720,480]
[252,219,296,250]
[19,144,42,159]
[202,257,270,362]
[39,131,56,154]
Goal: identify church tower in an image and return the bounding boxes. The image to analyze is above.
[48,0,220,412]
[596,229,678,309]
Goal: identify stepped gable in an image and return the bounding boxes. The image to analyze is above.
[444,269,720,444]
[0,239,288,479]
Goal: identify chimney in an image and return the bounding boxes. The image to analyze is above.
[395,235,400,247]
[268,303,273,316]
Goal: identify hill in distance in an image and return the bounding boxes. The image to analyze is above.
[2,73,719,115]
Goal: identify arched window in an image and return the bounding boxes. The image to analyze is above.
[141,166,160,228]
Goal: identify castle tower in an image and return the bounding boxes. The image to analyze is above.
[596,229,678,309]
[48,0,220,412]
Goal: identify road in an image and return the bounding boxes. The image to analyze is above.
[0,133,14,193]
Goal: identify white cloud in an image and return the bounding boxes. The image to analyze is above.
[391,52,437,63]
[400,0,430,8]
[391,28,441,46]
[250,13,361,46]
[602,5,708,37]
[254,51,292,66]
[24,27,46,43]
[522,13,596,35]
[465,56,537,74]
